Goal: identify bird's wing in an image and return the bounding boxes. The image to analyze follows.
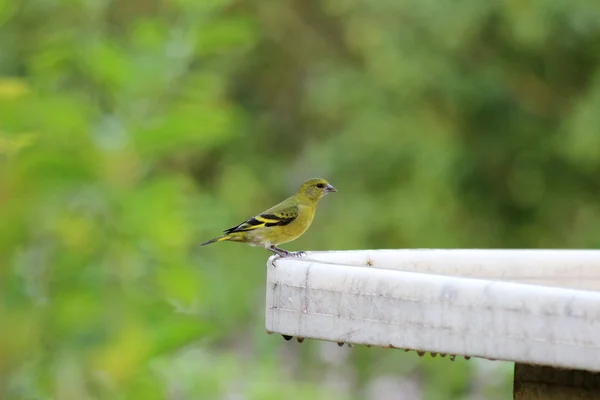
[223,204,299,234]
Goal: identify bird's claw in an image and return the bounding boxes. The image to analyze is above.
[280,251,306,258]
[270,251,305,267]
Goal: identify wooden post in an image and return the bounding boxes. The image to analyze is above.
[513,364,600,399]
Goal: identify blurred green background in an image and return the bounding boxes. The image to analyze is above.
[2,0,600,398]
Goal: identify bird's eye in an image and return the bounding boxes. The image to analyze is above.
[316,183,325,189]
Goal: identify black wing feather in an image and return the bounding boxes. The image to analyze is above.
[223,213,296,234]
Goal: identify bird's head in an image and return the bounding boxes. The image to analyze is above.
[297,178,337,203]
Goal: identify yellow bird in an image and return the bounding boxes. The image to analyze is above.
[201,178,337,257]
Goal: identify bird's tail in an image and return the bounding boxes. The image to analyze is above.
[200,235,230,246]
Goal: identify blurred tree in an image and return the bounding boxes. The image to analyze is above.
[2,0,600,398]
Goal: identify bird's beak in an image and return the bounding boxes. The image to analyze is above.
[325,184,337,193]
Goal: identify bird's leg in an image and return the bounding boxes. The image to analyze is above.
[273,245,307,258]
[267,246,306,267]
[267,245,290,257]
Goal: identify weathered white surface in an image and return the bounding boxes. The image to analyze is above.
[282,249,600,291]
[265,250,600,372]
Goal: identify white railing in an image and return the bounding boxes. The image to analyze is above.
[265,250,600,372]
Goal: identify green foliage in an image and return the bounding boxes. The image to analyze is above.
[2,0,600,398]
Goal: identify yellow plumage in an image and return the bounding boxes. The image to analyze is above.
[201,178,337,257]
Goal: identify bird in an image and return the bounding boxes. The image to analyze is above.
[200,178,337,257]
